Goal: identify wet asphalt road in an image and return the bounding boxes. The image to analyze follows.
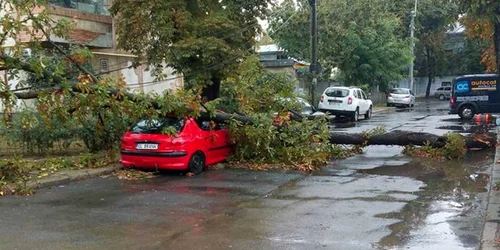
[0,99,494,250]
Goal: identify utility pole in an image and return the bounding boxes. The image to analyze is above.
[309,0,318,106]
[409,0,418,93]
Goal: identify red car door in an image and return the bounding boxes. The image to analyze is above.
[195,119,232,166]
[211,123,231,162]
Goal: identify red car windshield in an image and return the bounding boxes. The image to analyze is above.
[130,117,184,134]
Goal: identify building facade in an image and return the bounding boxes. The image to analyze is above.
[1,0,183,112]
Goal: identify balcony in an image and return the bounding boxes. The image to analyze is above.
[48,0,110,15]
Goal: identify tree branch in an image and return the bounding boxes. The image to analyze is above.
[27,12,100,83]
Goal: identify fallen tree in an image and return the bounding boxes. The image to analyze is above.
[328,130,496,150]
[8,86,496,151]
[2,45,496,163]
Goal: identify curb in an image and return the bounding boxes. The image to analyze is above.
[30,164,123,189]
[4,164,123,193]
[373,106,392,114]
[482,128,500,250]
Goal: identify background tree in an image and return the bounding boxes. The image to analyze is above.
[459,0,500,74]
[110,0,272,101]
[452,37,488,74]
[268,0,411,92]
[407,0,459,97]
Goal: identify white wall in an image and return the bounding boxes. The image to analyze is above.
[120,62,183,95]
[394,76,456,97]
[0,62,183,113]
[0,70,37,112]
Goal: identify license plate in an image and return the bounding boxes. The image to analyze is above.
[136,143,158,150]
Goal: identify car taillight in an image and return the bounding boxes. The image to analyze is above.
[404,95,410,99]
[450,95,455,108]
[348,97,353,105]
[320,95,324,102]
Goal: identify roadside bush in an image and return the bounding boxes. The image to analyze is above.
[75,111,133,152]
[0,111,75,155]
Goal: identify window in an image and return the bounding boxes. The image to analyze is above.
[391,89,409,94]
[352,90,358,99]
[436,87,444,91]
[356,90,363,99]
[325,88,349,97]
[299,100,314,114]
[130,118,185,134]
[444,87,451,91]
[442,81,452,87]
[100,59,109,73]
[361,91,368,100]
[196,119,225,131]
[49,0,110,15]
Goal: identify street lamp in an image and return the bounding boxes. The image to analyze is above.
[409,0,418,94]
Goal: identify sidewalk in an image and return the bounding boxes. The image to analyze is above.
[482,127,500,249]
[2,164,122,194]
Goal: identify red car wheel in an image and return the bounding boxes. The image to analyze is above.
[188,151,205,174]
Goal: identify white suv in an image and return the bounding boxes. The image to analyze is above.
[318,87,373,121]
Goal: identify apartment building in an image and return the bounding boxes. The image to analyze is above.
[1,0,182,104]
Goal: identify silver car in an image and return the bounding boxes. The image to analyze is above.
[434,86,452,100]
[387,88,415,107]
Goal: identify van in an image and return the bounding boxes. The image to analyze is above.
[449,74,500,119]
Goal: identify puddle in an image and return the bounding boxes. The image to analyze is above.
[358,149,494,249]
[436,125,476,133]
[436,124,495,134]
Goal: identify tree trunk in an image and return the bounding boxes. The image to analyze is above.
[425,47,432,98]
[329,130,495,150]
[201,76,221,102]
[494,21,500,74]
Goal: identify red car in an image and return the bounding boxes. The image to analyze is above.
[120,117,233,174]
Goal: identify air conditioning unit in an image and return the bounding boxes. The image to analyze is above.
[22,48,32,57]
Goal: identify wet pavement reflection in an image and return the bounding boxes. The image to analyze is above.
[361,150,493,249]
[325,99,495,249]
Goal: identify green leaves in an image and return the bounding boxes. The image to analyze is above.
[460,0,500,73]
[111,0,271,93]
[268,0,411,90]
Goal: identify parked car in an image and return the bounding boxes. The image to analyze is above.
[120,117,233,174]
[387,88,415,107]
[317,86,373,122]
[273,97,328,126]
[435,86,452,100]
[449,74,499,120]
[288,97,327,119]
